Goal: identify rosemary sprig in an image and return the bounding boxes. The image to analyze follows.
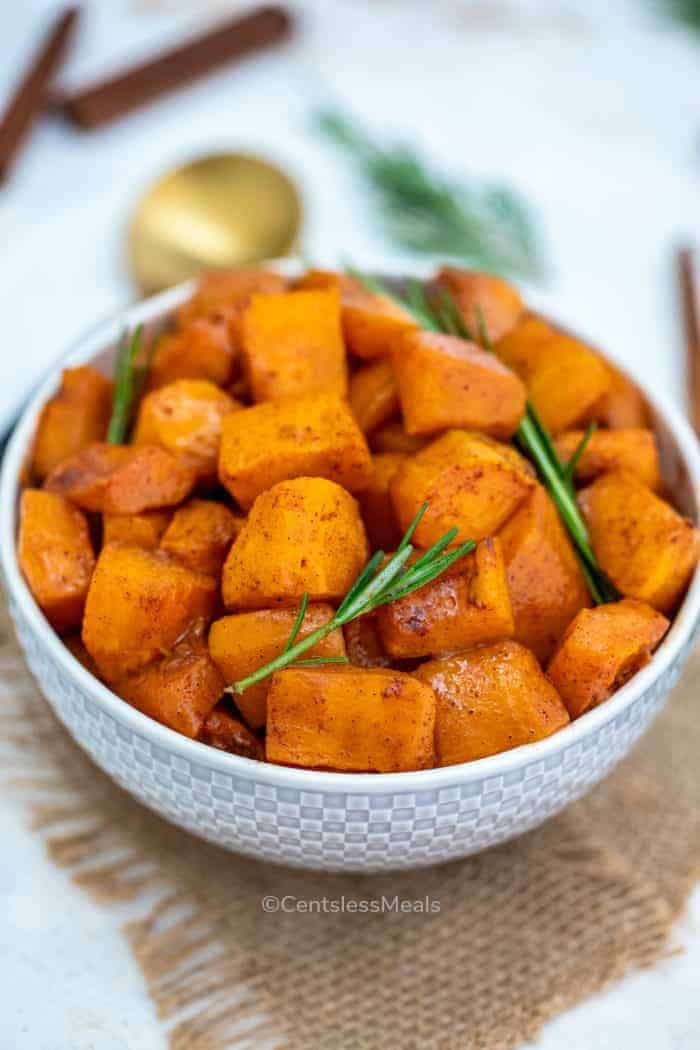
[106,326,154,444]
[227,504,475,696]
[660,0,700,31]
[316,108,543,280]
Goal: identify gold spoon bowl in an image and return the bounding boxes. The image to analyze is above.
[127,152,302,294]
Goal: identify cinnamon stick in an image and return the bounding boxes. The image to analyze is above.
[676,246,700,437]
[0,7,79,180]
[56,5,293,130]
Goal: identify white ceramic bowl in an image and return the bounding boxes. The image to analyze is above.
[3,273,700,873]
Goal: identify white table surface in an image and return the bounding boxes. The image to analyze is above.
[1,0,699,1046]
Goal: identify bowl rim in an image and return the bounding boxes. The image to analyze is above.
[3,268,700,795]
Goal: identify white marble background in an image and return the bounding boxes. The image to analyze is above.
[1,0,699,1046]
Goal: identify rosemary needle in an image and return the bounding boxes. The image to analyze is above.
[106,326,154,444]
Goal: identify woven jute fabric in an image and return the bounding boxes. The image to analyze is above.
[2,606,699,1050]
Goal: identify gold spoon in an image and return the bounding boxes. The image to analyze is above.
[127,152,302,294]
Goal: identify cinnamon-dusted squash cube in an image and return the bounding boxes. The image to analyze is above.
[160,499,239,575]
[82,544,217,681]
[19,490,95,632]
[148,320,236,390]
[390,430,534,547]
[103,510,172,550]
[177,268,288,331]
[392,330,526,438]
[218,393,373,510]
[117,628,225,738]
[497,322,611,434]
[415,640,570,766]
[376,537,513,658]
[343,616,392,668]
[133,379,239,481]
[435,267,524,343]
[32,366,113,481]
[370,421,428,455]
[209,604,346,728]
[592,363,649,429]
[198,705,263,759]
[222,478,369,610]
[498,484,591,663]
[547,599,669,718]
[356,452,405,551]
[348,359,400,434]
[554,428,661,490]
[45,443,196,514]
[266,667,436,772]
[579,471,700,613]
[241,289,348,402]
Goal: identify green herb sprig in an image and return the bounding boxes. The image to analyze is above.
[106,326,154,444]
[351,269,617,605]
[227,504,475,696]
[316,108,543,280]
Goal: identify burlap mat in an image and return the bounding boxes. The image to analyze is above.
[1,604,699,1050]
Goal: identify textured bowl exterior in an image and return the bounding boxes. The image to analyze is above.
[3,271,700,872]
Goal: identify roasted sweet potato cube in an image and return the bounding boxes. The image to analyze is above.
[376,538,514,658]
[160,499,239,575]
[370,421,428,455]
[218,393,373,510]
[103,510,172,550]
[435,267,524,343]
[19,490,95,632]
[32,366,113,481]
[241,289,348,402]
[498,484,591,662]
[45,442,196,514]
[266,667,436,772]
[356,452,405,551]
[592,363,648,429]
[82,544,217,680]
[148,319,236,390]
[209,604,345,728]
[579,471,700,613]
[348,359,400,434]
[497,323,611,434]
[343,616,392,668]
[117,630,225,738]
[222,478,369,609]
[547,599,669,718]
[390,430,534,547]
[198,705,263,759]
[415,640,570,765]
[554,428,661,490]
[392,330,526,438]
[133,379,239,481]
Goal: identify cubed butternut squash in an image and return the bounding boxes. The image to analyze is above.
[392,330,526,438]
[554,428,661,490]
[343,616,392,668]
[370,421,428,455]
[133,379,239,481]
[348,359,400,434]
[177,268,288,331]
[579,471,700,613]
[435,267,524,343]
[498,324,611,435]
[160,499,239,575]
[32,366,113,481]
[266,667,436,772]
[117,629,225,738]
[45,442,196,514]
[198,705,263,759]
[209,604,345,728]
[19,490,95,632]
[148,319,236,390]
[390,430,534,547]
[82,544,217,680]
[547,599,669,718]
[415,640,570,765]
[241,289,348,402]
[218,393,373,510]
[376,537,513,658]
[592,363,649,429]
[222,478,369,610]
[498,484,591,662]
[103,510,172,550]
[355,452,405,550]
